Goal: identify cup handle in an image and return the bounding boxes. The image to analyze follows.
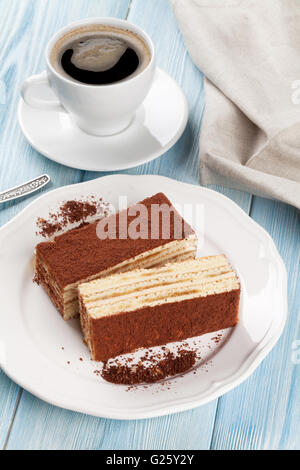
[21,71,64,110]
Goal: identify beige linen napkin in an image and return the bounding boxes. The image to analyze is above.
[170,0,300,209]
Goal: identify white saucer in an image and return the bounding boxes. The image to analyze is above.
[0,175,287,419]
[18,69,188,172]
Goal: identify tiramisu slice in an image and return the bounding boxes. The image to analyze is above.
[78,256,240,362]
[35,193,197,320]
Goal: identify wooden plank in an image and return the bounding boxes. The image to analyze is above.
[8,392,220,450]
[0,372,20,449]
[0,0,130,450]
[210,198,300,449]
[0,0,84,449]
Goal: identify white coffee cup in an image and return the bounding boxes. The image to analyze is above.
[21,18,155,136]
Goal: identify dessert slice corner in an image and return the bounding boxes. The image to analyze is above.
[78,255,240,362]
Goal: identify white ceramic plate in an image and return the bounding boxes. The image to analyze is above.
[18,69,188,172]
[0,175,287,419]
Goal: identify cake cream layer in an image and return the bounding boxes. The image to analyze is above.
[62,238,196,319]
[78,256,241,362]
[35,192,197,319]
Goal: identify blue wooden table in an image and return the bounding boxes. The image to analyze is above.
[0,0,299,450]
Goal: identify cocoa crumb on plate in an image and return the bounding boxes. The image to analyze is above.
[36,197,111,238]
[101,349,197,385]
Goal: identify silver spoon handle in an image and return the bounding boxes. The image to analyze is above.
[0,174,50,204]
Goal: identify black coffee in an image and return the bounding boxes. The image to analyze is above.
[51,26,151,85]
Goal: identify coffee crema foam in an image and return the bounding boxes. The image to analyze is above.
[50,25,151,85]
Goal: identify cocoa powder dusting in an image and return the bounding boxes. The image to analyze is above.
[101,349,197,385]
[211,333,223,344]
[36,198,111,238]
